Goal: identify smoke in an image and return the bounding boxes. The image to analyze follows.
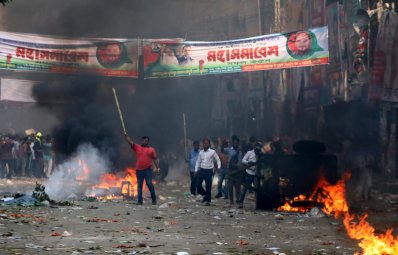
[45,143,111,200]
[164,157,190,183]
[31,75,121,164]
[3,1,237,179]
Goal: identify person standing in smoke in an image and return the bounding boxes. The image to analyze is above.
[215,140,229,199]
[225,136,243,207]
[238,141,257,208]
[33,132,44,178]
[187,140,200,196]
[125,134,160,205]
[43,136,54,178]
[0,137,15,179]
[195,137,221,206]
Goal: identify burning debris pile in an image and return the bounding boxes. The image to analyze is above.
[277,173,398,254]
[84,168,139,200]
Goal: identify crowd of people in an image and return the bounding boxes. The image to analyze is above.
[0,132,54,180]
[187,135,289,208]
[1,129,374,206]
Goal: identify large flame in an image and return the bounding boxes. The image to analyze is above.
[90,168,139,198]
[278,172,397,254]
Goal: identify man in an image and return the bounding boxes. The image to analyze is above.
[195,137,221,206]
[177,45,194,65]
[187,140,200,196]
[0,137,14,179]
[225,136,243,206]
[238,142,257,208]
[215,141,229,199]
[125,134,160,205]
[33,132,44,178]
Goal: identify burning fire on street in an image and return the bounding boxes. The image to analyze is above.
[84,168,140,200]
[277,173,398,254]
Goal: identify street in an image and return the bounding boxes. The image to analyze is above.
[1,178,397,255]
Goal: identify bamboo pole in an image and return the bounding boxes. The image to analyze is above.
[112,87,127,134]
[183,112,188,158]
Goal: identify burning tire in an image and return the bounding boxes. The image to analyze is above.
[255,140,339,210]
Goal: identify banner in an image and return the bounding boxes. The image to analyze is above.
[0,31,139,78]
[143,26,329,79]
[1,78,37,102]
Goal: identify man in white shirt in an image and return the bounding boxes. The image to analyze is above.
[195,137,221,206]
[238,143,257,208]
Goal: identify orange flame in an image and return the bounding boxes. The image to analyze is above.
[278,172,397,254]
[277,194,309,212]
[91,168,138,198]
[344,213,398,255]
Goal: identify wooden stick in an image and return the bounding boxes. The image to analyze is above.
[112,88,127,134]
[182,112,187,159]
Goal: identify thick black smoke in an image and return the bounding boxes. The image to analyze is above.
[31,76,121,163]
[3,0,241,171]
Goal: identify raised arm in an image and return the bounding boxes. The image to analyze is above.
[124,133,134,146]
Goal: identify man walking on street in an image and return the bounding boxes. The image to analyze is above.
[226,136,243,206]
[238,142,257,208]
[187,140,200,196]
[125,134,160,205]
[215,140,229,199]
[195,137,221,206]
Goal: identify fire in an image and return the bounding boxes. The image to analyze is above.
[278,172,398,254]
[309,174,350,218]
[344,214,398,255]
[277,194,310,212]
[89,168,138,198]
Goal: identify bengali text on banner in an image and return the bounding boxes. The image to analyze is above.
[0,31,139,78]
[143,26,329,79]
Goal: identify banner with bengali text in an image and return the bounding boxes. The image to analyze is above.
[0,31,139,78]
[143,26,329,79]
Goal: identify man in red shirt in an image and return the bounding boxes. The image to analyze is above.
[125,134,160,205]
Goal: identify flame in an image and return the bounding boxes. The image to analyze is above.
[309,174,350,218]
[344,214,398,255]
[90,168,138,198]
[277,194,310,212]
[277,172,397,254]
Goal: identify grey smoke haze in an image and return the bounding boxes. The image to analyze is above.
[5,0,200,39]
[3,0,227,171]
[44,143,111,200]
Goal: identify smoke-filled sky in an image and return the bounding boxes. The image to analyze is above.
[5,0,223,39]
[2,0,239,169]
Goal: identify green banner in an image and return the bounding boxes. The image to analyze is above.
[0,31,139,78]
[143,26,329,79]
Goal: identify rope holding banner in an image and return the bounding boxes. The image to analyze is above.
[112,87,127,134]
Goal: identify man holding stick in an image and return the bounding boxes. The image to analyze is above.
[125,134,160,205]
[113,87,159,205]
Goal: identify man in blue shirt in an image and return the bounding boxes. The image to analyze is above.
[187,140,200,196]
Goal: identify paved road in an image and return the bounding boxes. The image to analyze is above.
[0,178,372,255]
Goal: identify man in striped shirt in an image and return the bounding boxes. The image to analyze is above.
[195,137,221,206]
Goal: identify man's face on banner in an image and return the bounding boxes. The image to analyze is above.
[105,43,122,63]
[295,32,311,52]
